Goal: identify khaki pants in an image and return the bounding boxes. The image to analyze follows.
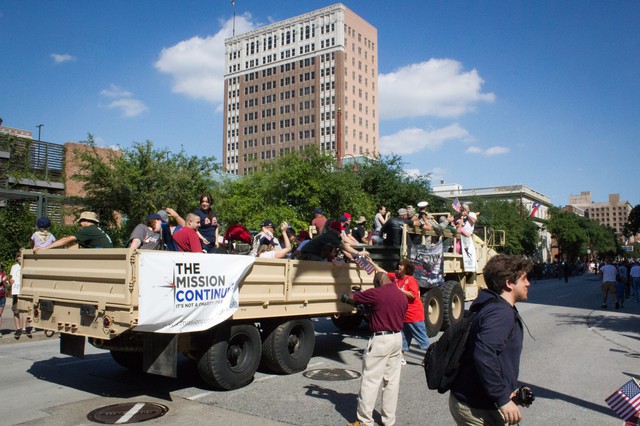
[601,281,616,304]
[449,393,507,426]
[356,333,403,426]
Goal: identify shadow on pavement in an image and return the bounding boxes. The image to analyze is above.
[304,384,358,424]
[26,352,207,400]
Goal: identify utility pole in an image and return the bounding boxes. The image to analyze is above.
[36,124,44,141]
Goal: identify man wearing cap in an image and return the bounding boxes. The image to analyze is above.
[300,221,364,261]
[311,208,327,235]
[250,219,282,256]
[128,214,163,250]
[381,208,418,247]
[351,216,368,244]
[34,211,113,252]
[342,271,408,426]
[172,213,204,253]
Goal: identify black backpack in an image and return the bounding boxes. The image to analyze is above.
[423,297,503,394]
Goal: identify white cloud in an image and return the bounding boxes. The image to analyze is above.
[154,14,255,106]
[99,84,147,117]
[465,145,510,156]
[379,59,495,120]
[380,123,470,155]
[50,53,76,64]
[100,84,133,98]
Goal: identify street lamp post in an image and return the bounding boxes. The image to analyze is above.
[36,124,44,141]
[341,153,358,173]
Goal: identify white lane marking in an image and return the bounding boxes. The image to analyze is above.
[116,402,145,424]
[187,391,215,400]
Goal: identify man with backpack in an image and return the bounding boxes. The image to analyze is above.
[449,254,533,425]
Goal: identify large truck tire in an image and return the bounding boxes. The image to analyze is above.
[110,350,143,372]
[262,318,315,374]
[197,324,262,390]
[423,287,444,337]
[441,280,465,331]
[331,313,363,331]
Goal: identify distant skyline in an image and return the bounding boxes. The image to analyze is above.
[1,1,638,206]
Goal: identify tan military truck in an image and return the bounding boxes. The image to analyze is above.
[18,222,498,390]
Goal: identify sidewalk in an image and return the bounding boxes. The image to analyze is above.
[0,297,54,345]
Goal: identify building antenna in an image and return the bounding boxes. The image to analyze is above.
[231,0,236,36]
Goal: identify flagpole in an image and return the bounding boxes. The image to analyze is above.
[232,0,236,36]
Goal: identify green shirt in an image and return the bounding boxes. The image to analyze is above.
[75,224,113,248]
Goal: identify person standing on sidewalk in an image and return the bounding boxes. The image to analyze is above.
[341,271,408,426]
[599,259,618,309]
[630,261,640,303]
[0,267,9,337]
[10,251,31,339]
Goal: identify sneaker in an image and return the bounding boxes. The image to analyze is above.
[615,302,620,309]
[400,358,407,366]
[347,421,363,426]
[601,304,607,309]
[26,328,32,338]
[14,329,22,339]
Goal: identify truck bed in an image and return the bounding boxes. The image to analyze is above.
[18,249,374,339]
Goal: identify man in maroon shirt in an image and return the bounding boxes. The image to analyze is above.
[342,272,408,426]
[172,213,203,253]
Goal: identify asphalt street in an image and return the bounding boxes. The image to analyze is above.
[1,271,638,425]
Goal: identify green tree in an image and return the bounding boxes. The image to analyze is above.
[471,199,540,256]
[356,154,435,212]
[217,148,374,231]
[546,208,588,262]
[73,136,219,239]
[623,205,640,237]
[0,201,35,271]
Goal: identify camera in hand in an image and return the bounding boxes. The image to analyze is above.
[512,386,535,406]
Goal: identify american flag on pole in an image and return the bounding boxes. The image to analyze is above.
[452,197,461,213]
[606,379,640,421]
[529,202,541,217]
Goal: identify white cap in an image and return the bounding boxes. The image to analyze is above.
[417,201,429,208]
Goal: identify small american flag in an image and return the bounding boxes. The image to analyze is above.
[606,379,640,421]
[451,197,461,213]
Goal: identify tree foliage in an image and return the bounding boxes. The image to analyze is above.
[470,199,540,256]
[73,136,219,234]
[547,207,619,261]
[216,149,434,232]
[0,201,35,272]
[624,205,640,237]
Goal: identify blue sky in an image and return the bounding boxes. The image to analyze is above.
[1,1,639,206]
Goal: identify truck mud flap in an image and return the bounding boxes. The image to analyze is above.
[60,333,86,358]
[143,334,178,378]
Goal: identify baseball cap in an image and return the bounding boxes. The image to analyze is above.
[147,213,162,222]
[261,219,275,228]
[314,208,323,215]
[398,208,408,215]
[157,210,170,222]
[36,217,51,228]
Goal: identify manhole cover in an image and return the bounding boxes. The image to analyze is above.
[87,402,169,424]
[303,368,361,381]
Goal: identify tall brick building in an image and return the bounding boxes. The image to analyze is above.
[223,3,379,175]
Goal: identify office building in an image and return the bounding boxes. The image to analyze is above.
[568,191,632,237]
[223,3,378,175]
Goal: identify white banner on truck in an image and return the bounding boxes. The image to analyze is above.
[135,252,255,333]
